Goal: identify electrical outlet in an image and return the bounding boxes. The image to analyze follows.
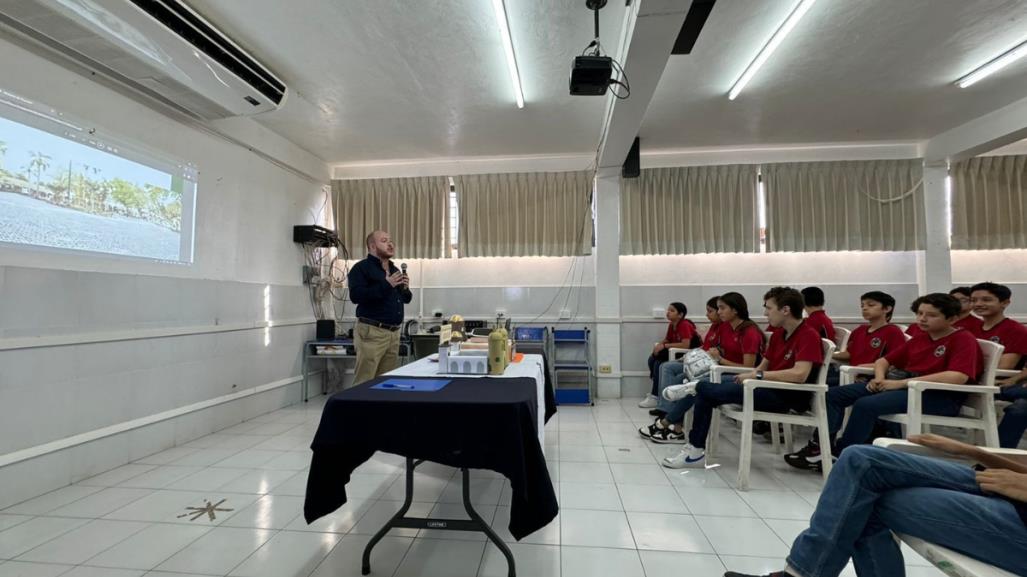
[652,306,664,318]
[432,308,444,317]
[558,308,571,319]
[598,363,612,374]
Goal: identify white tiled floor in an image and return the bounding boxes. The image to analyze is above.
[0,398,949,577]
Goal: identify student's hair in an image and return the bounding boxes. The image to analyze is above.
[706,296,720,311]
[800,286,826,307]
[911,293,962,319]
[669,302,688,318]
[718,292,761,337]
[949,286,972,299]
[970,281,1012,302]
[765,286,805,320]
[860,291,896,321]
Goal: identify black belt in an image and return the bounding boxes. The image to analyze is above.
[358,317,400,332]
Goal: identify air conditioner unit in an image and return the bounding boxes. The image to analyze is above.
[0,0,288,120]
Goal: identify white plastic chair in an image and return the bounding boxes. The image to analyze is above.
[834,326,851,351]
[838,339,1005,447]
[874,438,1024,577]
[708,338,837,490]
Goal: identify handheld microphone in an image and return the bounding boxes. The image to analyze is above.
[400,263,408,289]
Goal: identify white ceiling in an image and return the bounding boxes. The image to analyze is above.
[187,0,626,164]
[641,0,1027,150]
[188,0,1027,164]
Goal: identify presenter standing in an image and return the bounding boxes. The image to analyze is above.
[348,230,411,385]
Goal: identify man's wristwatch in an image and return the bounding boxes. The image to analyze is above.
[755,370,764,380]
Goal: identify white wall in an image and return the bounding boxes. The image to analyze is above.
[952,250,1027,315]
[0,36,328,506]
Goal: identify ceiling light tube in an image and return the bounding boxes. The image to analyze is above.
[728,0,817,101]
[957,38,1027,88]
[492,0,524,108]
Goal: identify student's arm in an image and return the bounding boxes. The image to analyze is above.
[999,368,1027,388]
[763,360,813,384]
[876,370,970,391]
[716,353,758,368]
[733,359,768,383]
[833,350,851,362]
[911,434,1027,474]
[998,353,1023,371]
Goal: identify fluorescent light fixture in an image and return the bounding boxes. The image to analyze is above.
[728,0,817,101]
[492,0,524,108]
[957,38,1027,88]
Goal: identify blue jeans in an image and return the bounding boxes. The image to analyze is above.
[647,354,664,396]
[656,361,687,414]
[998,385,1027,448]
[686,376,810,449]
[786,445,1027,577]
[828,384,965,452]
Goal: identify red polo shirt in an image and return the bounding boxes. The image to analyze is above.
[805,310,836,341]
[955,315,985,335]
[978,318,1027,364]
[702,322,722,351]
[846,323,907,366]
[665,319,697,346]
[764,322,823,380]
[885,329,982,381]
[715,322,764,365]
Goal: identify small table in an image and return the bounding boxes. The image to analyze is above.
[301,338,411,402]
[303,370,558,577]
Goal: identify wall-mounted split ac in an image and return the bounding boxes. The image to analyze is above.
[0,0,288,120]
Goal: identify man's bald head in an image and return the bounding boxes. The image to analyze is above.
[366,230,395,259]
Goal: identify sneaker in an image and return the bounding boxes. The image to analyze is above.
[724,572,788,577]
[662,443,706,468]
[648,408,667,417]
[662,382,697,401]
[638,417,661,439]
[650,427,686,444]
[638,394,659,408]
[784,440,823,471]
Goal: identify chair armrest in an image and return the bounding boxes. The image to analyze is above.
[839,365,875,376]
[874,438,1027,458]
[996,369,1021,379]
[742,379,827,393]
[668,347,689,361]
[710,365,752,381]
[907,381,1001,395]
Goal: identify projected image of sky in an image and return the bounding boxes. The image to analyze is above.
[0,109,192,262]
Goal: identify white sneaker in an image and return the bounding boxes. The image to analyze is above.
[662,443,706,469]
[662,381,698,402]
[638,394,659,408]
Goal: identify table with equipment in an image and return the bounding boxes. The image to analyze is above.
[303,354,557,577]
[301,338,411,402]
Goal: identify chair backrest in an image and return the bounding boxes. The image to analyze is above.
[976,339,1004,386]
[813,338,838,385]
[834,327,852,351]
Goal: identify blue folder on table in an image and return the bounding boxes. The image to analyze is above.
[371,378,451,392]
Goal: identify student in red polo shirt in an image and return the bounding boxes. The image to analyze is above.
[832,291,906,370]
[702,296,722,350]
[640,302,699,409]
[786,293,982,471]
[662,287,823,468]
[971,282,1027,370]
[801,286,836,341]
[906,286,982,337]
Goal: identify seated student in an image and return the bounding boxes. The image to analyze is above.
[649,297,721,418]
[724,435,1027,577]
[639,302,698,409]
[765,286,834,340]
[998,370,1027,448]
[786,293,982,471]
[829,291,906,378]
[906,286,982,337]
[971,281,1027,370]
[640,292,762,443]
[661,287,822,467]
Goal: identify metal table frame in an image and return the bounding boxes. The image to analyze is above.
[302,339,410,402]
[361,457,516,577]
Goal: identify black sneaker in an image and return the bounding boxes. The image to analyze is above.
[648,408,667,417]
[650,427,686,444]
[784,441,824,471]
[638,418,662,439]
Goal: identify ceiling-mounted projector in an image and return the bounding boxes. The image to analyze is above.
[570,0,629,98]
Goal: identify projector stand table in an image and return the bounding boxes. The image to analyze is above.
[361,457,515,577]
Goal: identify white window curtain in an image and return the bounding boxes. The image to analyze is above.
[454,171,593,257]
[620,165,759,255]
[763,159,924,253]
[951,155,1027,250]
[332,177,449,259]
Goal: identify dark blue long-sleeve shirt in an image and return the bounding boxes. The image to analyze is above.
[348,254,412,326]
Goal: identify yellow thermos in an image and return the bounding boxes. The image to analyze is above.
[488,326,508,375]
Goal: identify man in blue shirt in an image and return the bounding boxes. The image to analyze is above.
[348,230,412,385]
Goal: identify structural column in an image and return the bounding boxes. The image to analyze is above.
[916,163,953,294]
[593,168,622,399]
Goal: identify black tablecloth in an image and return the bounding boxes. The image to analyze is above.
[303,375,558,540]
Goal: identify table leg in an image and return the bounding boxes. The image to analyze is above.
[461,467,516,577]
[361,457,416,575]
[302,352,309,403]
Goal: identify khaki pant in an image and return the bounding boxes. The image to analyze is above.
[353,322,401,386]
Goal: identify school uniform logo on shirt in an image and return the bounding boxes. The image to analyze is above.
[989,336,1002,344]
[934,345,946,357]
[784,350,794,361]
[870,337,882,349]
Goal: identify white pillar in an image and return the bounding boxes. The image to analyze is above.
[593,168,622,399]
[917,164,953,294]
